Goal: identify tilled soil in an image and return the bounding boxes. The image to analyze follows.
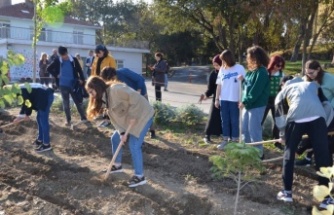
[0,110,319,215]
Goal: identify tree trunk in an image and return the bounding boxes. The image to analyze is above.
[290,37,303,62]
[302,3,318,74]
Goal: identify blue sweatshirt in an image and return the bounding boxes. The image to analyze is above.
[116,68,147,96]
[59,59,75,88]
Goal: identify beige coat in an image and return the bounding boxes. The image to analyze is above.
[104,83,154,137]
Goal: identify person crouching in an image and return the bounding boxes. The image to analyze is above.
[13,83,54,152]
[85,76,154,187]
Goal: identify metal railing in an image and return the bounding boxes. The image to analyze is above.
[0,26,96,46]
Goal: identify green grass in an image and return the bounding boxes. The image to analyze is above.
[284,61,334,75]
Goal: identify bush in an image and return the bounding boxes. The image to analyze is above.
[176,104,205,126]
[151,101,176,125]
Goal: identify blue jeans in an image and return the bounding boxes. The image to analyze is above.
[164,74,168,90]
[60,86,87,123]
[242,106,266,155]
[36,92,54,144]
[110,118,153,176]
[220,100,239,140]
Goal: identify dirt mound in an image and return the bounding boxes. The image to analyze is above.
[0,109,313,214]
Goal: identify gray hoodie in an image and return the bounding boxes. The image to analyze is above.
[275,77,333,138]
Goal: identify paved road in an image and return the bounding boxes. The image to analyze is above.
[146,79,212,114]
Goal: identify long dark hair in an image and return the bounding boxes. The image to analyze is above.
[246,46,270,70]
[220,49,236,67]
[305,60,325,85]
[85,76,108,120]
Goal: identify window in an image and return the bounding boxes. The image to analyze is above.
[116,60,124,69]
[73,29,84,45]
[39,28,46,41]
[29,27,51,42]
[0,23,10,38]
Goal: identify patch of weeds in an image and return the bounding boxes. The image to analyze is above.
[280,205,298,215]
[151,101,176,125]
[176,104,205,126]
[183,174,198,184]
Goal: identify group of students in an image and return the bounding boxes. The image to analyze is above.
[13,44,334,202]
[200,45,334,207]
[13,45,159,187]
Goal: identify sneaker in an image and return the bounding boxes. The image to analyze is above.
[230,138,239,143]
[35,144,52,153]
[277,190,293,202]
[103,165,123,174]
[33,139,42,149]
[217,140,228,150]
[64,122,72,127]
[295,158,312,166]
[319,197,334,209]
[128,175,147,188]
[81,119,88,123]
[150,130,156,139]
[98,120,111,127]
[203,137,211,144]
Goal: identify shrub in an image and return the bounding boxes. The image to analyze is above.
[151,101,176,125]
[176,104,205,126]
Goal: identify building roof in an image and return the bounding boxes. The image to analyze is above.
[0,2,96,27]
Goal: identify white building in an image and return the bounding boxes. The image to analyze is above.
[0,0,149,81]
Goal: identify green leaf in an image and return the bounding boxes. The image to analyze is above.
[2,76,9,85]
[3,94,13,105]
[17,95,24,105]
[0,99,4,109]
[12,83,21,94]
[25,99,32,108]
[0,61,8,73]
[24,83,32,93]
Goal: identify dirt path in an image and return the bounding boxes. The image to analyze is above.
[0,110,314,215]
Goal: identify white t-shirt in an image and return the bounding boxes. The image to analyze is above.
[216,64,246,102]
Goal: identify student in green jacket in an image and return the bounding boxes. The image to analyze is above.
[239,46,270,158]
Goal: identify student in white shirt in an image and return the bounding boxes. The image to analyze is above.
[215,50,246,150]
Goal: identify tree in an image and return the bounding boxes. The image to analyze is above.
[31,0,72,82]
[308,2,334,59]
[71,0,142,45]
[0,51,27,109]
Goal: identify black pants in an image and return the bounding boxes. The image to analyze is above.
[40,72,50,85]
[261,97,279,140]
[155,85,162,101]
[297,117,334,160]
[283,117,331,191]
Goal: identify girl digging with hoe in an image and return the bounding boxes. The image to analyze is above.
[85,76,154,187]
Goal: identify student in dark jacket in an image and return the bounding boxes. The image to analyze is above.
[149,52,167,101]
[199,54,222,143]
[47,46,87,126]
[13,83,54,152]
